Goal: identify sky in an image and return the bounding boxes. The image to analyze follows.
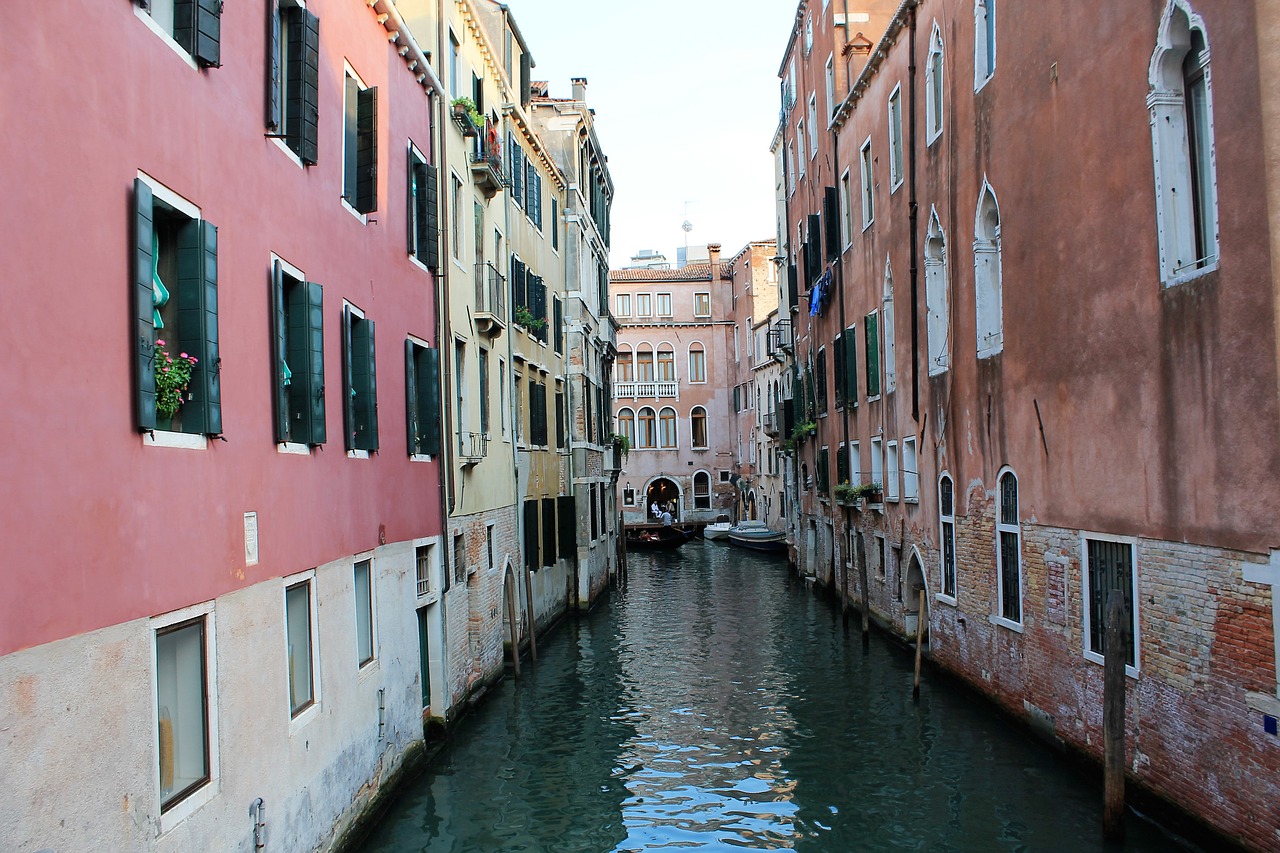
[515,1,799,267]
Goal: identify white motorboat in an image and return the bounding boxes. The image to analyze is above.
[702,522,732,541]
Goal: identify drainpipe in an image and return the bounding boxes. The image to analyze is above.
[908,5,920,423]
[249,798,266,850]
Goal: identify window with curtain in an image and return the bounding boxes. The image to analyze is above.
[616,346,634,382]
[688,344,706,382]
[691,406,707,448]
[617,408,635,446]
[636,347,655,382]
[637,407,656,448]
[657,345,675,381]
[658,407,677,448]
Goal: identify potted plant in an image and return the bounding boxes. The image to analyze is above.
[609,432,631,458]
[450,97,484,136]
[783,420,817,453]
[513,305,546,332]
[833,481,860,507]
[153,339,198,430]
[858,481,884,505]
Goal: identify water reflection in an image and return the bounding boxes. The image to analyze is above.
[358,544,1185,852]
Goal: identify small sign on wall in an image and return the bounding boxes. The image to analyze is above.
[244,512,259,566]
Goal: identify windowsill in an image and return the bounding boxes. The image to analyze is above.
[927,129,942,147]
[144,430,208,451]
[357,659,380,682]
[417,589,440,606]
[347,449,370,459]
[342,198,369,224]
[904,497,920,504]
[270,137,306,169]
[1084,649,1139,679]
[862,219,874,232]
[410,453,434,463]
[289,700,321,735]
[977,345,1003,360]
[408,254,433,275]
[935,593,957,606]
[975,73,994,94]
[157,779,219,837]
[867,395,881,404]
[1163,261,1219,289]
[134,7,200,71]
[890,177,904,194]
[989,615,1024,634]
[278,442,311,455]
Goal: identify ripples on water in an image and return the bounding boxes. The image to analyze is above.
[358,544,1185,853]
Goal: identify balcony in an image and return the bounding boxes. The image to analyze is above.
[474,262,506,337]
[613,381,680,400]
[762,411,780,437]
[459,431,488,465]
[767,319,793,361]
[470,149,504,198]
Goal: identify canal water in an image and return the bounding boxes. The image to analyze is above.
[359,543,1188,852]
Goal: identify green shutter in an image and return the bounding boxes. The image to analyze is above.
[733,385,740,411]
[833,333,845,408]
[419,346,441,456]
[557,494,577,556]
[356,87,378,214]
[555,390,565,448]
[844,324,859,403]
[271,262,290,442]
[407,153,418,258]
[133,179,157,432]
[523,500,539,570]
[299,11,320,164]
[865,313,880,398]
[423,163,440,271]
[342,307,355,450]
[354,319,378,451]
[554,296,563,354]
[405,340,419,455]
[541,497,556,567]
[267,1,281,130]
[194,0,221,67]
[304,282,326,445]
[176,218,220,435]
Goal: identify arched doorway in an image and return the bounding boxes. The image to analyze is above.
[501,563,522,675]
[904,548,928,640]
[646,477,680,520]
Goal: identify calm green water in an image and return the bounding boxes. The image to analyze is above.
[359,544,1187,852]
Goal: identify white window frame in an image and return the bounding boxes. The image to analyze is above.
[284,569,321,727]
[825,55,835,122]
[859,137,875,229]
[993,468,1023,632]
[693,291,711,317]
[839,169,853,248]
[354,557,377,671]
[152,600,219,833]
[134,0,202,70]
[926,23,945,145]
[883,258,897,393]
[655,292,673,317]
[974,180,1004,358]
[690,406,709,449]
[797,122,807,177]
[1080,532,1142,678]
[870,436,883,494]
[636,292,652,317]
[688,343,707,383]
[902,436,919,502]
[808,95,819,158]
[616,293,632,317]
[849,441,861,486]
[974,0,996,91]
[888,84,905,191]
[938,474,958,604]
[341,62,371,223]
[658,406,678,449]
[886,440,899,501]
[925,207,950,375]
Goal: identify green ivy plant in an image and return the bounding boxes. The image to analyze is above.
[451,97,485,132]
[783,420,817,453]
[833,481,860,503]
[154,339,198,419]
[609,433,631,457]
[514,305,546,332]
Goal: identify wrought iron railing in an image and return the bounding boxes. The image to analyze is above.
[474,262,506,317]
[459,431,488,463]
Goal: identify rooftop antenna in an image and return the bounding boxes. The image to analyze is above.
[682,201,695,262]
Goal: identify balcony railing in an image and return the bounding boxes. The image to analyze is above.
[473,262,506,336]
[613,381,680,400]
[470,150,504,198]
[459,431,488,464]
[767,318,793,360]
[762,411,780,437]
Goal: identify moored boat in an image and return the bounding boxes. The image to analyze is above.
[726,521,786,553]
[625,526,692,550]
[702,521,732,541]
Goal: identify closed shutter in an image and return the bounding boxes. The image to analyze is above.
[520,52,532,107]
[833,333,845,408]
[342,306,355,450]
[298,10,320,164]
[806,214,822,285]
[557,495,576,557]
[173,0,196,54]
[864,313,880,398]
[824,186,839,260]
[267,1,281,130]
[359,319,378,450]
[523,500,539,570]
[733,385,740,412]
[541,497,556,567]
[420,346,441,456]
[844,324,859,403]
[405,340,419,455]
[787,262,798,305]
[511,138,524,205]
[423,163,440,271]
[555,390,565,448]
[194,0,222,67]
[271,262,290,442]
[553,296,563,354]
[177,219,221,435]
[303,282,326,444]
[133,179,157,432]
[355,87,378,213]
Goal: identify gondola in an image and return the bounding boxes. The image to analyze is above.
[625,526,692,550]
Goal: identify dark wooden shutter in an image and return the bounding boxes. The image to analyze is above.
[520,51,531,107]
[523,500,539,570]
[541,498,556,567]
[553,296,563,354]
[342,306,355,450]
[304,282,326,444]
[864,313,880,398]
[133,179,157,432]
[298,10,320,164]
[405,340,419,455]
[824,186,839,260]
[177,219,220,435]
[407,153,419,258]
[356,87,378,213]
[423,163,440,271]
[844,324,859,402]
[733,385,740,411]
[787,262,798,305]
[361,319,378,450]
[420,346,441,456]
[511,139,523,205]
[833,333,845,408]
[555,390,565,448]
[271,261,290,442]
[267,1,281,130]
[173,0,196,55]
[806,214,822,285]
[557,495,576,557]
[194,0,222,68]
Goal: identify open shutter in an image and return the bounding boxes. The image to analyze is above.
[132,179,157,432]
[541,497,556,567]
[176,219,220,435]
[523,500,539,570]
[364,320,379,451]
[864,313,880,398]
[520,51,532,107]
[194,0,222,67]
[304,282,326,444]
[787,262,798,305]
[557,495,576,557]
[553,297,563,354]
[298,10,320,164]
[173,0,196,55]
[356,87,378,213]
[423,163,440,271]
[824,186,840,260]
[833,333,845,408]
[407,154,418,258]
[267,1,281,130]
[271,262,290,442]
[405,341,419,455]
[197,221,221,433]
[555,390,565,448]
[844,324,859,402]
[806,214,822,285]
[341,306,355,450]
[419,347,440,456]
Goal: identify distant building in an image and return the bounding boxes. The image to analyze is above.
[625,248,672,269]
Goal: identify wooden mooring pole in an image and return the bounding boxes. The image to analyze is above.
[524,569,538,664]
[506,584,521,678]
[1103,591,1127,840]
[913,587,926,701]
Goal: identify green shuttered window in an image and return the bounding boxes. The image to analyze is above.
[272,5,320,164]
[342,306,378,452]
[405,340,442,457]
[270,262,326,445]
[864,311,880,399]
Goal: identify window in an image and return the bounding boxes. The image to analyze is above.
[141,0,222,66]
[285,579,316,716]
[552,198,559,250]
[636,346,655,382]
[797,122,807,177]
[888,86,904,189]
[448,32,460,99]
[155,614,211,812]
[691,406,708,448]
[617,345,634,382]
[939,475,957,599]
[903,436,919,502]
[688,344,706,383]
[408,145,440,270]
[405,339,441,457]
[637,407,656,449]
[623,487,635,506]
[658,407,677,448]
[478,348,490,435]
[342,68,378,215]
[617,293,632,316]
[876,535,887,579]
[1149,2,1218,284]
[271,260,325,446]
[815,347,828,414]
[871,436,883,493]
[886,440,900,501]
[268,2,318,163]
[849,441,861,485]
[883,260,896,393]
[499,358,507,438]
[839,170,853,247]
[656,292,673,317]
[787,142,797,194]
[455,342,468,444]
[617,407,635,447]
[342,304,378,453]
[859,137,874,228]
[864,310,881,399]
[975,0,996,88]
[354,560,374,667]
[693,292,711,317]
[804,16,813,55]
[694,472,711,509]
[415,544,432,597]
[657,345,675,382]
[133,176,220,436]
[925,209,950,375]
[974,182,1004,357]
[1084,536,1138,670]
[450,174,462,259]
[808,96,819,158]
[453,532,466,583]
[636,292,652,317]
[926,24,945,144]
[825,55,835,119]
[996,470,1022,625]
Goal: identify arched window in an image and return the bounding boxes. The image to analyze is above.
[636,346,655,382]
[974,0,995,89]
[658,406,677,448]
[616,407,635,447]
[693,471,711,509]
[996,469,1021,624]
[616,345,634,382]
[657,344,676,382]
[1149,1,1218,284]
[637,407,656,449]
[974,183,1003,358]
[688,343,706,383]
[925,208,950,374]
[883,258,897,391]
[926,23,944,143]
[939,474,956,599]
[690,406,708,448]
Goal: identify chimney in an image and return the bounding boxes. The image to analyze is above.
[708,243,722,280]
[571,77,588,102]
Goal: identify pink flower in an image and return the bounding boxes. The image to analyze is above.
[180,352,188,359]
[162,367,170,373]
[190,357,199,364]
[156,339,166,346]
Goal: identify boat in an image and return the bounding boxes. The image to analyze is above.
[702,522,732,541]
[726,521,787,553]
[625,526,692,550]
